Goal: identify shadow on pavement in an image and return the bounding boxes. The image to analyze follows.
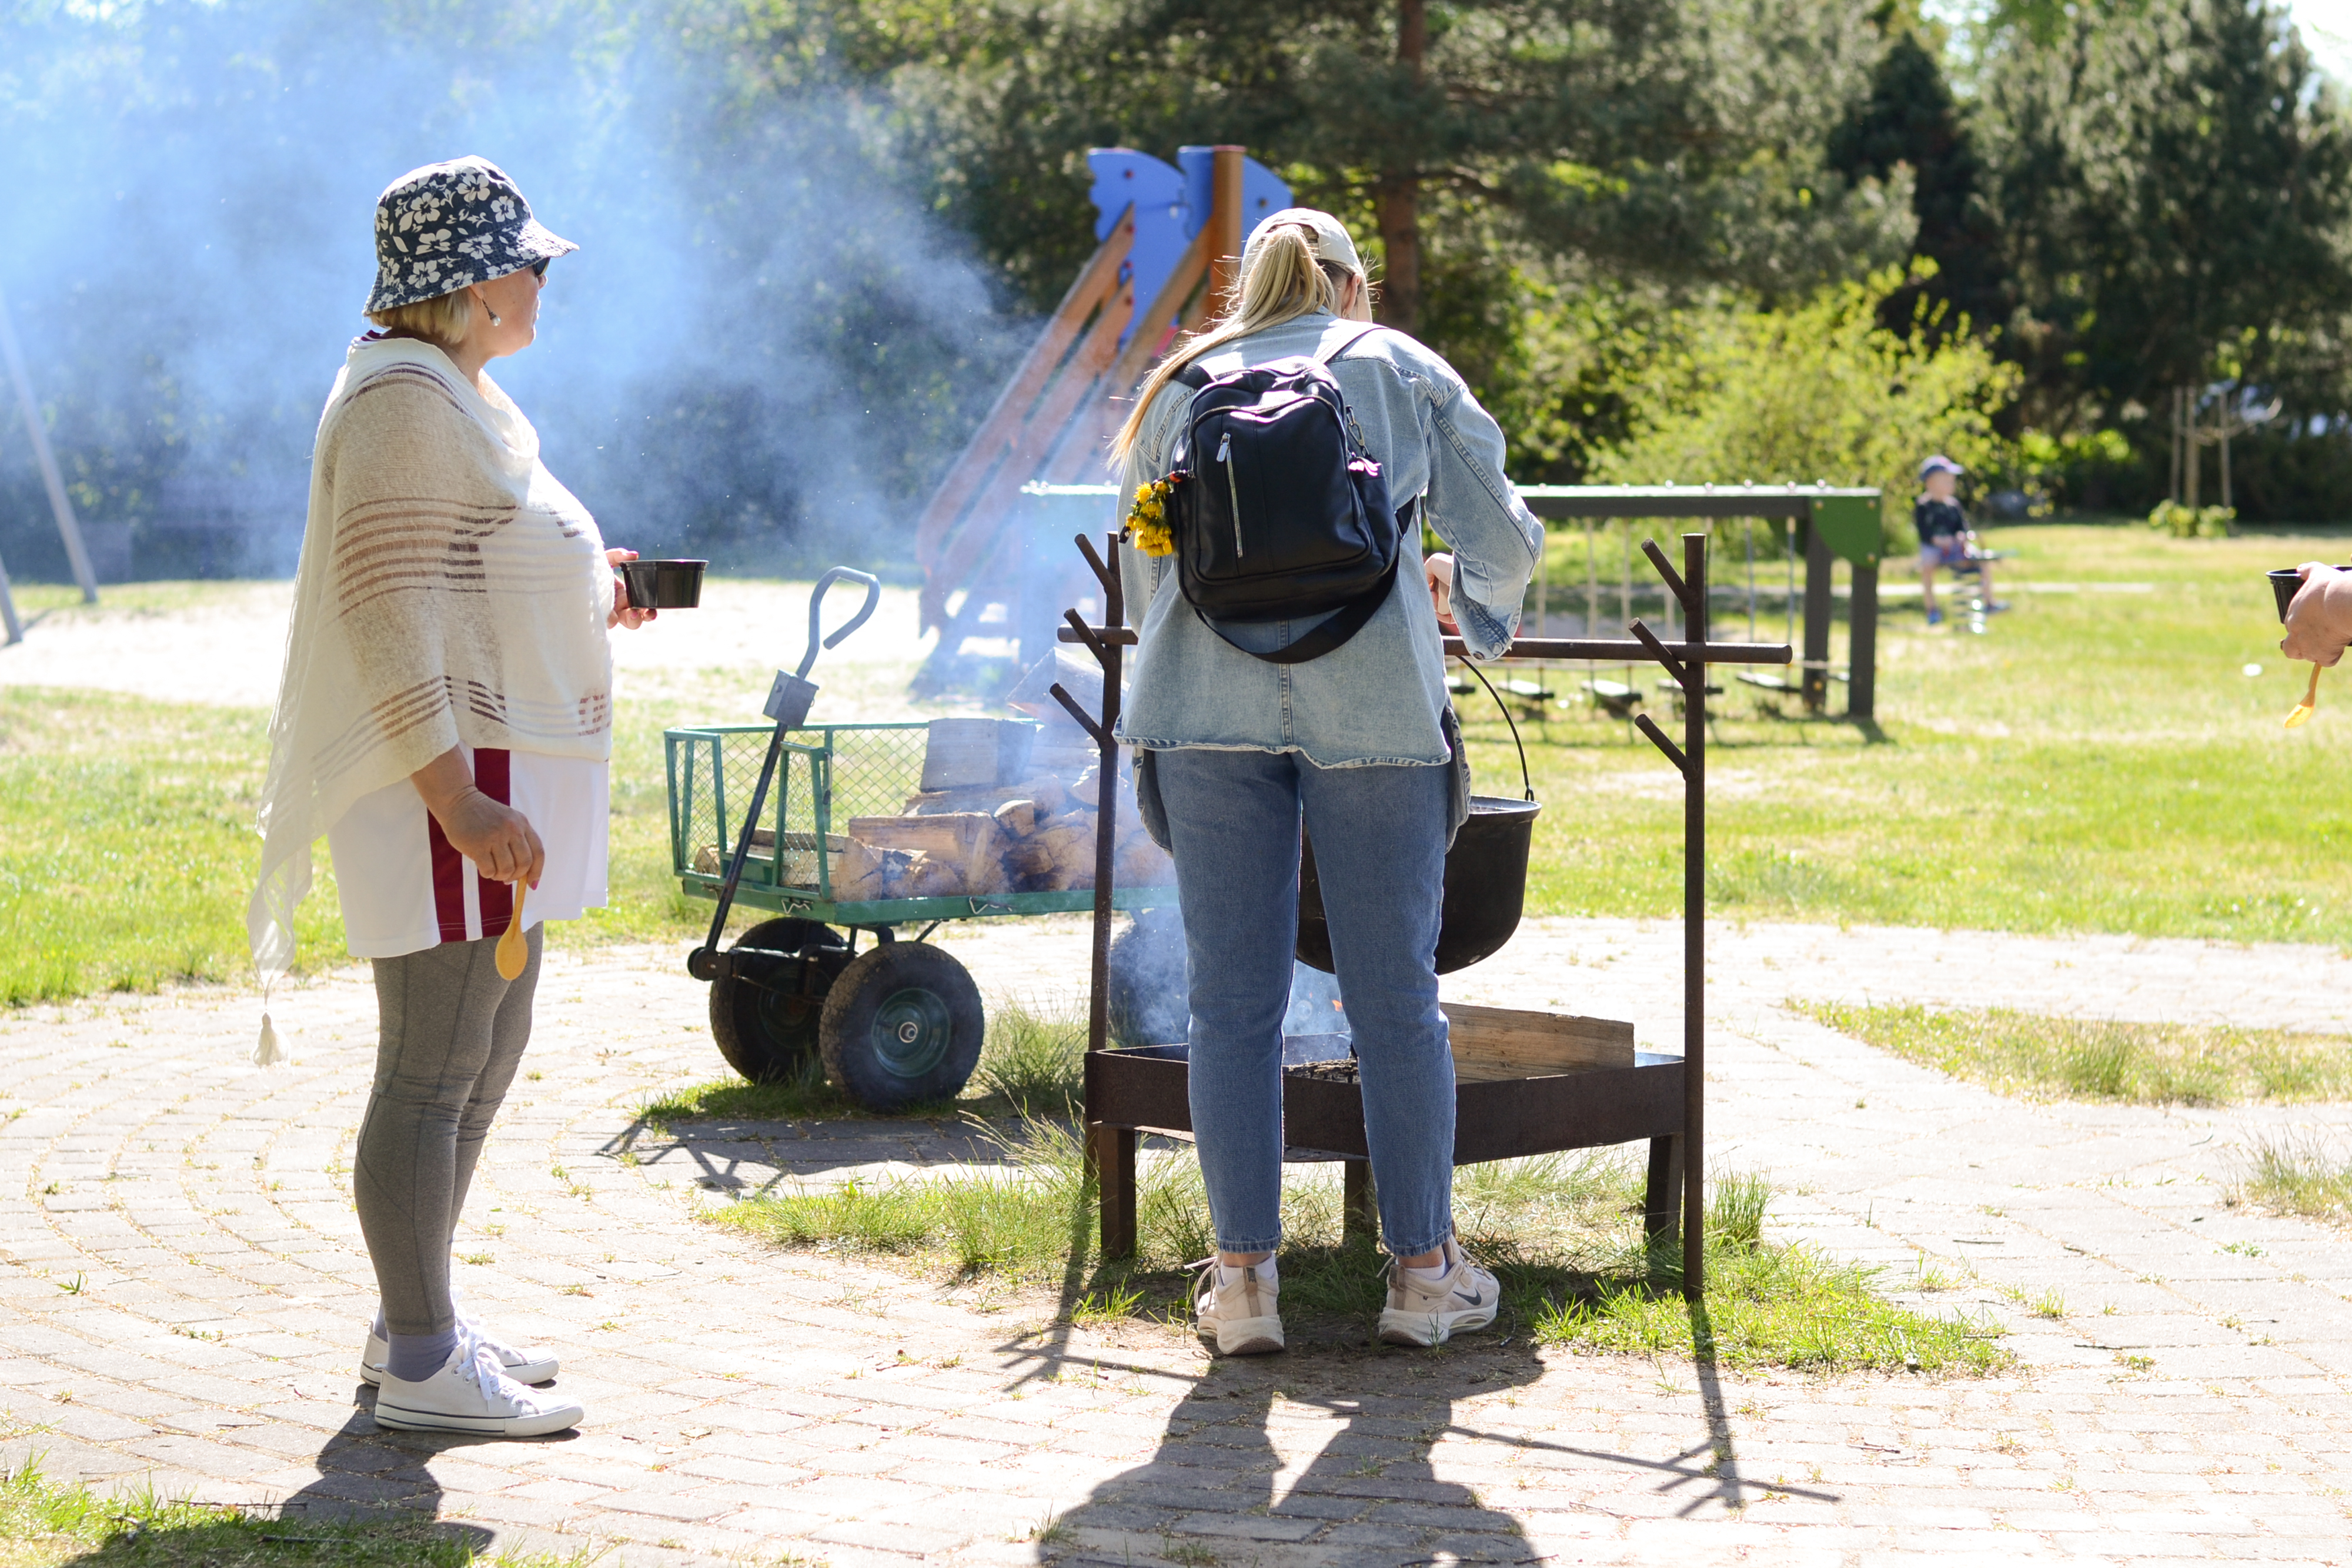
[272,1382,578,1523]
[1028,1338,1552,1566]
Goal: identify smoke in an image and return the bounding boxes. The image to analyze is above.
[0,0,1034,580]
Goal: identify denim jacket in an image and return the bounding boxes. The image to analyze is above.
[1115,313,1541,811]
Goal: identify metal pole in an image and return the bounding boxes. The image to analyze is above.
[1535,519,1548,635]
[1621,521,1633,703]
[1583,518,1597,639]
[1682,530,1706,1298]
[0,283,98,603]
[1585,518,1599,716]
[0,541,22,644]
[1783,520,1795,649]
[1088,536,1125,1054]
[1745,520,1756,641]
[1800,517,1833,713]
[1084,533,1131,1257]
[1849,558,1879,722]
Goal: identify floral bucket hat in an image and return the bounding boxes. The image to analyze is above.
[364,156,577,313]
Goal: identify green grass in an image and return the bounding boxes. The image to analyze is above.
[0,1460,572,1568]
[0,690,346,1005]
[716,1125,2010,1374]
[0,677,724,1005]
[1800,1001,2352,1105]
[2237,1134,2352,1227]
[1475,519,2352,942]
[9,521,2352,1005]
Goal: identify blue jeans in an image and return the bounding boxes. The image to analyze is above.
[1155,747,1455,1257]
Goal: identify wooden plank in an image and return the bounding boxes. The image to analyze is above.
[916,210,1134,626]
[1442,1002,1635,1082]
[1108,226,1213,402]
[928,272,1135,604]
[1042,232,1212,487]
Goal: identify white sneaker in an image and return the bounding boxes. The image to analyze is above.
[1194,1259,1284,1356]
[1378,1236,1499,1348]
[360,1309,559,1386]
[370,1333,584,1437]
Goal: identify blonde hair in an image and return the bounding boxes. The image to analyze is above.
[365,285,475,348]
[1110,223,1363,463]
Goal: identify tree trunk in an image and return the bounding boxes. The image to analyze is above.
[1376,0,1427,336]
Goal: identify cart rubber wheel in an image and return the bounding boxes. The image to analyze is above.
[818,942,984,1112]
[709,920,851,1084]
[1108,910,1189,1048]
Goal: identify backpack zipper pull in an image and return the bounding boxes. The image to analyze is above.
[1217,430,1242,557]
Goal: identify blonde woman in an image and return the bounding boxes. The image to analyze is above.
[1111,209,1541,1354]
[250,157,654,1436]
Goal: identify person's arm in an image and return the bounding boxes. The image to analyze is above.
[1417,367,1540,660]
[411,748,545,886]
[2282,563,2352,667]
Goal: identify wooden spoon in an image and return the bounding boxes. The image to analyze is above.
[496,881,529,979]
[2286,663,2323,729]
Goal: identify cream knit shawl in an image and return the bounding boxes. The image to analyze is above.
[248,337,613,982]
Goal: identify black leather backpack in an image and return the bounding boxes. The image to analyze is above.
[1162,322,1412,664]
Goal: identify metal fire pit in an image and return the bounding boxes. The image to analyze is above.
[1057,531,1790,1296]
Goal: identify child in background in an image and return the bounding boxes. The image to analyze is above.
[1915,454,2006,627]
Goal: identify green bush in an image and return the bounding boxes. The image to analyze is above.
[2146,499,2236,538]
[1592,260,2020,551]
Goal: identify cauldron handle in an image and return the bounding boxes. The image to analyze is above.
[1454,659,1534,801]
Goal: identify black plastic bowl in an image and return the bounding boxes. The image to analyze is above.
[1296,795,1541,977]
[619,558,707,610]
[2270,567,2304,623]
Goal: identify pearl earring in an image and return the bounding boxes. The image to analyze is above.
[486,306,502,326]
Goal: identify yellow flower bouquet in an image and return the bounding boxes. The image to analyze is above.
[1124,474,1182,557]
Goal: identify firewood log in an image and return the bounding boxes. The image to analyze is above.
[831,838,901,902]
[1115,837,1175,887]
[848,813,1005,891]
[900,851,969,898]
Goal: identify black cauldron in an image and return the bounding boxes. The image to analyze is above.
[1295,794,1541,977]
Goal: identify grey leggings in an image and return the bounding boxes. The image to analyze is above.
[356,928,542,1338]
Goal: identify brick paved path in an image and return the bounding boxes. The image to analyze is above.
[5,918,2351,1567]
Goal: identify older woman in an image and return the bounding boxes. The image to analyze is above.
[250,156,652,1437]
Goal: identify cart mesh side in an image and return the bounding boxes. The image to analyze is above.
[666,722,930,894]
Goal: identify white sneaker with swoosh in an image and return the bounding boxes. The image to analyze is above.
[1378,1236,1499,1348]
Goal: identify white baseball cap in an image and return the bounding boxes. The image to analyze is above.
[1243,207,1364,275]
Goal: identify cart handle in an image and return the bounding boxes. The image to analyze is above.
[797,568,883,680]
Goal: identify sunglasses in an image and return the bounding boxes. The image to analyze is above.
[529,258,551,279]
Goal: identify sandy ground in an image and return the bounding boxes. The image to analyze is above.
[0,577,959,723]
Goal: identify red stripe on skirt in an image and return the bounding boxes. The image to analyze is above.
[473,748,513,938]
[428,813,467,942]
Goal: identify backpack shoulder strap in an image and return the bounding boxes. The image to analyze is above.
[1172,359,1215,390]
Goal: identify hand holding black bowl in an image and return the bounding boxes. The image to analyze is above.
[2270,567,2304,623]
[619,557,708,610]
